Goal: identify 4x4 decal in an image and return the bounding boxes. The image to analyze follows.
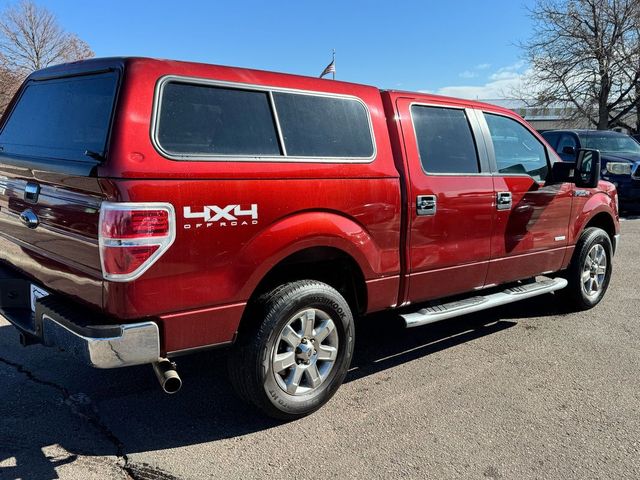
[183,204,258,229]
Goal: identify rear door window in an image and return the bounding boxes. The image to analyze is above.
[411,105,480,174]
[0,72,119,162]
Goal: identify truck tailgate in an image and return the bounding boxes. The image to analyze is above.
[0,164,104,309]
[0,68,120,310]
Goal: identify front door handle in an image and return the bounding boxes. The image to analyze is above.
[496,191,512,210]
[417,195,437,216]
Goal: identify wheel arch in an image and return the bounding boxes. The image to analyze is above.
[249,246,367,315]
[234,211,394,333]
[570,193,619,245]
[561,192,619,271]
[235,245,368,341]
[583,211,616,244]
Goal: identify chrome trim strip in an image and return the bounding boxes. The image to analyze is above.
[402,278,568,328]
[150,75,377,164]
[0,178,101,208]
[0,210,98,246]
[41,315,160,369]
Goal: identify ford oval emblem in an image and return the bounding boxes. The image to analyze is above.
[19,209,39,229]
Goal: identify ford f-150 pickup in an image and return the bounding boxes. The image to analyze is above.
[0,58,620,419]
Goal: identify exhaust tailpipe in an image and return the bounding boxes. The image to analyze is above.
[153,358,182,394]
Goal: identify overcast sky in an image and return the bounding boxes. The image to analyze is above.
[0,0,537,99]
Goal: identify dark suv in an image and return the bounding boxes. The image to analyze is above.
[542,129,640,211]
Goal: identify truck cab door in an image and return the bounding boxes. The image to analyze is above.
[395,97,494,304]
[476,110,573,286]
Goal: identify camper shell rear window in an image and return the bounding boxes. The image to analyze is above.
[0,71,119,163]
[152,77,376,161]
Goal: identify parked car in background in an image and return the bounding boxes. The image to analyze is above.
[542,129,640,211]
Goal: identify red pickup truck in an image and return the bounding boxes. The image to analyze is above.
[0,58,619,419]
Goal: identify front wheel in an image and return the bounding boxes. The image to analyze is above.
[228,280,355,420]
[559,227,613,310]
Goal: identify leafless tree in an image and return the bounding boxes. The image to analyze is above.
[0,57,20,110]
[0,0,94,112]
[521,0,640,131]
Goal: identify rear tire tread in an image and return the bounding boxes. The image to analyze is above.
[228,280,354,420]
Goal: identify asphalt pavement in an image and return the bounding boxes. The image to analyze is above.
[1,219,639,480]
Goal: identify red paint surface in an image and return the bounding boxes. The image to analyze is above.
[0,58,620,353]
[160,302,245,354]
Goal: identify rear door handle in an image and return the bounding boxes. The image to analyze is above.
[417,195,437,216]
[496,192,512,210]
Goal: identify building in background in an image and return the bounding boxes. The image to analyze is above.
[484,99,636,134]
[483,99,592,132]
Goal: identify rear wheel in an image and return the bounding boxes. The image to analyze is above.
[559,227,613,310]
[228,280,355,420]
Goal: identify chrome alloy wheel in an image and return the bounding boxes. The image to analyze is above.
[271,308,339,396]
[582,243,607,298]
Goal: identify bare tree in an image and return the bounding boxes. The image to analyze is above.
[0,0,94,111]
[0,58,20,110]
[521,0,640,131]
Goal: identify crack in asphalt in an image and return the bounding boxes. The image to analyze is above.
[0,355,181,480]
[0,355,137,479]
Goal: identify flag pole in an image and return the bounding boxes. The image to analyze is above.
[332,49,335,80]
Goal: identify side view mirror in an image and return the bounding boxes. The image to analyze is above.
[561,146,576,155]
[550,160,575,183]
[575,148,601,188]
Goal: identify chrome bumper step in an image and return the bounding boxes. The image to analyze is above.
[401,278,568,328]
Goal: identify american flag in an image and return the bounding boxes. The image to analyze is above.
[320,59,336,78]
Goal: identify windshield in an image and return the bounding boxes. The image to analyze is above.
[579,134,640,155]
[0,71,118,162]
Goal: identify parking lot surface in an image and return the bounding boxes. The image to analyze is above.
[1,219,639,480]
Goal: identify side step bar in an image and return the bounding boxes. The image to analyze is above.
[401,278,568,328]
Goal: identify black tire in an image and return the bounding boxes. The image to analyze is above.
[559,227,613,311]
[228,280,355,420]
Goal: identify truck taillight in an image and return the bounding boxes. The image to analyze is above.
[99,202,175,282]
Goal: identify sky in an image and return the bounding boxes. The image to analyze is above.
[0,0,538,99]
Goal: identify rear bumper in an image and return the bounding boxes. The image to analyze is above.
[40,314,160,369]
[0,264,160,368]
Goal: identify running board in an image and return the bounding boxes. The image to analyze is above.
[401,278,568,328]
